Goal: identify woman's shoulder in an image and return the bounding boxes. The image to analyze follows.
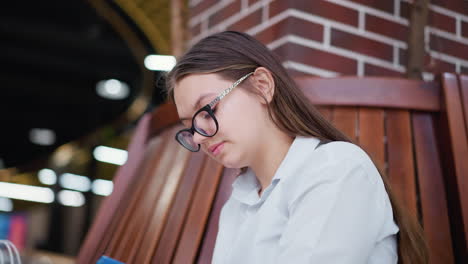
[279,139,384,209]
[295,137,373,168]
[283,138,381,190]
[317,140,369,161]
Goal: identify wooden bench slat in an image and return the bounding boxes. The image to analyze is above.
[112,132,175,261]
[197,168,239,264]
[103,136,165,257]
[132,137,191,263]
[460,75,468,130]
[358,108,386,174]
[441,73,468,261]
[151,151,206,264]
[316,106,333,120]
[172,157,224,263]
[76,113,154,264]
[332,106,358,142]
[296,77,440,111]
[412,112,455,264]
[109,135,168,259]
[386,110,418,218]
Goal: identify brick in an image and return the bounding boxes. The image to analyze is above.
[248,0,261,6]
[462,21,468,38]
[424,57,456,73]
[348,0,394,14]
[268,0,287,17]
[429,34,468,61]
[190,22,202,38]
[208,0,241,28]
[364,63,403,77]
[331,28,394,61]
[400,1,410,20]
[402,1,468,20]
[399,48,407,67]
[255,16,323,44]
[269,0,359,27]
[399,48,456,73]
[365,14,409,42]
[227,9,262,32]
[461,66,468,74]
[431,0,468,16]
[429,11,456,33]
[286,68,318,78]
[272,42,358,75]
[191,0,218,18]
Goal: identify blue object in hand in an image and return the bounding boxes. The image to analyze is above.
[96,256,125,264]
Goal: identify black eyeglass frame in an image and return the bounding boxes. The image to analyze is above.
[175,71,254,152]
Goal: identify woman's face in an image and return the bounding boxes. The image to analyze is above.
[174,73,270,169]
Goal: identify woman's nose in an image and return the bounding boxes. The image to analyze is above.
[192,132,209,146]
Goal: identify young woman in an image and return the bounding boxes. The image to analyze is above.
[165,31,428,264]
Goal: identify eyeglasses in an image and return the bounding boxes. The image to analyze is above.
[175,72,254,152]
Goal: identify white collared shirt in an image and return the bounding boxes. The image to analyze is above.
[211,136,399,264]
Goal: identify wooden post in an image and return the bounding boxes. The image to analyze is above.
[171,0,186,57]
[406,0,430,79]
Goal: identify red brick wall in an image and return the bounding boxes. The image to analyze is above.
[188,0,468,79]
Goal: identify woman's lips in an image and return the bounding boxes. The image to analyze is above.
[209,142,224,155]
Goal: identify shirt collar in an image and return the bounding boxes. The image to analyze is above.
[231,136,321,205]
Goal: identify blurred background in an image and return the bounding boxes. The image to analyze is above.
[0,0,467,262]
[0,0,171,260]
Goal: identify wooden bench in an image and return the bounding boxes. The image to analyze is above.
[77,73,468,264]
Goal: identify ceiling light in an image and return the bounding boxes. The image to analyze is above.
[38,168,57,185]
[29,128,56,146]
[93,146,127,165]
[92,179,113,196]
[0,182,54,203]
[59,173,91,192]
[96,79,130,100]
[144,55,176,71]
[0,197,13,212]
[57,190,85,207]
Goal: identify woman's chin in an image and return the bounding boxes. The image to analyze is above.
[219,156,245,169]
[207,145,244,169]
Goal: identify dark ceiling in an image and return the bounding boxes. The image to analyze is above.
[0,0,157,169]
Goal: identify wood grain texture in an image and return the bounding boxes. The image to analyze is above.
[316,106,333,121]
[104,135,166,258]
[358,108,385,174]
[151,151,206,264]
[295,76,440,111]
[197,168,239,264]
[386,110,418,218]
[76,113,153,264]
[132,136,191,263]
[412,112,455,264]
[113,131,176,261]
[332,106,358,142]
[172,157,224,264]
[441,73,468,258]
[460,75,468,141]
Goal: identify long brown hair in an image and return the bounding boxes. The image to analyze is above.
[165,31,429,264]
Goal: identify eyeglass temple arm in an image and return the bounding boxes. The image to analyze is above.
[208,72,254,108]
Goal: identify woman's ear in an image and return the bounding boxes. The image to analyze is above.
[252,67,275,104]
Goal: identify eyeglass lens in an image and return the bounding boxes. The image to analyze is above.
[193,110,217,136]
[176,130,199,151]
[178,109,217,151]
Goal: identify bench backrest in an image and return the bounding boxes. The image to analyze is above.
[77,74,467,264]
